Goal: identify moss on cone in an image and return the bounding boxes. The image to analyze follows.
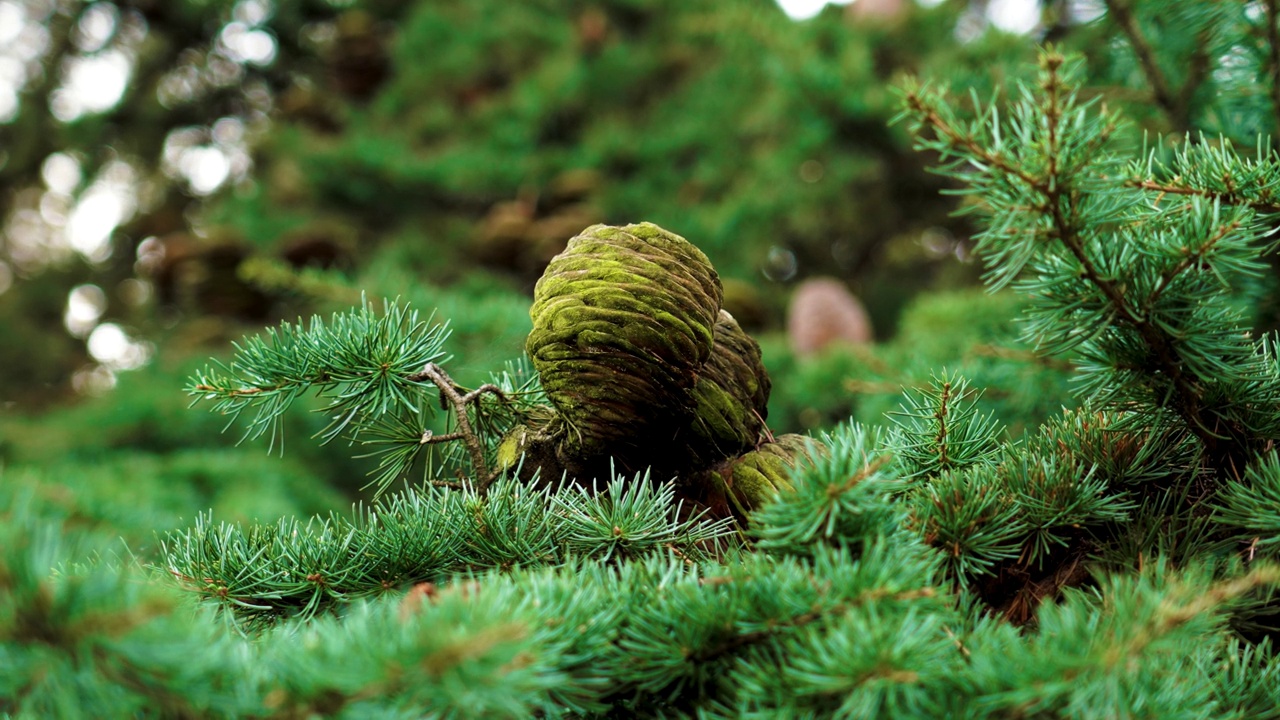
[507,221,827,521]
[703,434,817,517]
[680,310,771,467]
[526,222,722,464]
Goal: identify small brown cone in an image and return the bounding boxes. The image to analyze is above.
[787,277,873,358]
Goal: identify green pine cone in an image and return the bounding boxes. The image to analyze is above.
[708,433,818,515]
[682,310,772,466]
[527,222,722,461]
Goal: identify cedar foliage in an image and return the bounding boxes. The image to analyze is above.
[14,2,1280,718]
[0,0,999,406]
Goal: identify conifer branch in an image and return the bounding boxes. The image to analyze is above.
[1102,0,1187,132]
[1126,130,1280,215]
[969,344,1076,372]
[1147,219,1242,305]
[406,363,502,491]
[933,381,952,470]
[1041,182,1240,473]
[1179,31,1212,122]
[688,585,936,665]
[1266,0,1280,126]
[30,19,1280,717]
[1154,566,1280,630]
[888,373,1003,480]
[1127,179,1280,215]
[833,453,894,497]
[162,476,735,622]
[900,52,1264,479]
[184,300,546,493]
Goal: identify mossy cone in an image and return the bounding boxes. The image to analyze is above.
[527,222,722,461]
[681,310,771,467]
[707,433,818,516]
[496,418,575,486]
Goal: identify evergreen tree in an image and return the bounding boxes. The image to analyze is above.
[0,0,1042,405]
[16,2,1280,718]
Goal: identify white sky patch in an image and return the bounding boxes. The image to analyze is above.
[64,283,107,337]
[777,0,853,21]
[1071,0,1105,23]
[87,322,152,371]
[87,322,127,363]
[220,22,277,66]
[234,0,272,27]
[778,0,1043,33]
[135,236,165,274]
[67,189,124,260]
[0,0,28,123]
[65,163,138,263]
[163,120,252,195]
[212,115,245,145]
[0,1,25,46]
[39,191,71,226]
[0,83,16,121]
[988,0,1040,34]
[183,146,232,195]
[42,152,83,195]
[0,55,21,121]
[72,364,117,395]
[74,2,118,53]
[9,8,49,63]
[4,206,66,270]
[51,49,132,121]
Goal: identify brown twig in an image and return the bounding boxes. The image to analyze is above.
[831,453,894,497]
[844,379,907,395]
[1127,179,1280,214]
[462,383,509,405]
[407,363,507,491]
[1102,0,1187,132]
[666,542,695,566]
[934,381,952,471]
[1147,220,1242,305]
[969,344,1076,373]
[944,624,972,659]
[752,408,776,445]
[192,384,267,397]
[1267,0,1280,128]
[1178,30,1212,121]
[690,585,936,665]
[1000,554,1090,625]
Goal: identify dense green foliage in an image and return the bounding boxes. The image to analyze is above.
[14,0,1280,717]
[0,0,1019,407]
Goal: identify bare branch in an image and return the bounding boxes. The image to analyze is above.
[408,363,500,491]
[462,383,509,405]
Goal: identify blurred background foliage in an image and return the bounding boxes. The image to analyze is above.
[4,0,1272,542]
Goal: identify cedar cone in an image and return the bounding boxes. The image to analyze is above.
[506,222,822,515]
